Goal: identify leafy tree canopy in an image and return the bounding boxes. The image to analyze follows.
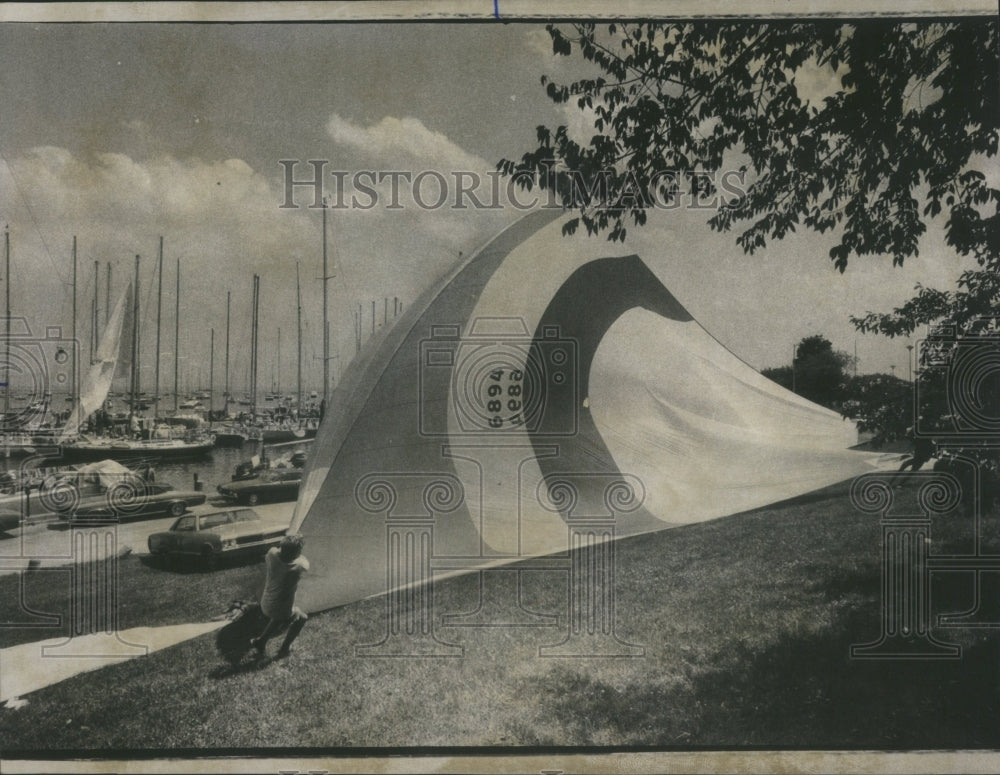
[500,21,998,338]
[761,334,855,408]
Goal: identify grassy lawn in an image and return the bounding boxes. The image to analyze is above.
[0,552,267,650]
[2,479,999,752]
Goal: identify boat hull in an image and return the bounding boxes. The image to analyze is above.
[259,425,318,444]
[213,431,248,448]
[52,439,215,463]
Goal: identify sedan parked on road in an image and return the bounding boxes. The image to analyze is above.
[147,507,289,567]
[59,482,207,523]
[216,469,302,506]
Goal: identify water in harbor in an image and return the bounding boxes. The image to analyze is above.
[0,436,288,496]
[0,389,316,494]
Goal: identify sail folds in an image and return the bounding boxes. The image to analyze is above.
[60,283,131,440]
[291,211,883,613]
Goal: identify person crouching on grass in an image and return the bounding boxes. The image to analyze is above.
[251,534,309,659]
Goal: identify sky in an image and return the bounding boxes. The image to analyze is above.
[0,19,990,396]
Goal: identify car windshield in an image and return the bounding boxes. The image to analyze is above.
[233,509,259,523]
[173,515,196,532]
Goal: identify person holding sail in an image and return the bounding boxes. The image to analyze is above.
[251,533,310,659]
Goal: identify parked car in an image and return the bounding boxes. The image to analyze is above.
[59,482,206,523]
[0,510,19,533]
[147,507,289,567]
[231,449,307,480]
[217,469,302,506]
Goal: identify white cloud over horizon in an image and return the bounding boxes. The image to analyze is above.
[326,113,491,174]
[1,117,987,391]
[0,142,514,391]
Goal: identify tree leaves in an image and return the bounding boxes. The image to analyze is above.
[499,20,998,338]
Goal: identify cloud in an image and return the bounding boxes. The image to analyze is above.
[3,147,286,257]
[326,113,490,174]
[0,145,514,391]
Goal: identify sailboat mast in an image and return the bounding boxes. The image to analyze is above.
[277,328,281,397]
[105,263,111,326]
[71,238,78,430]
[322,199,329,405]
[209,328,214,424]
[154,237,163,420]
[130,254,140,416]
[224,290,230,413]
[2,227,8,426]
[91,259,98,363]
[296,262,302,414]
[250,274,259,418]
[173,258,179,413]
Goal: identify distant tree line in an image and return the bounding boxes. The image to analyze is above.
[762,334,912,445]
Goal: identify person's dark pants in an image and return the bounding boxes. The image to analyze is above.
[253,607,307,655]
[898,453,932,473]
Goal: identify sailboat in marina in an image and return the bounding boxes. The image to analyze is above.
[56,255,214,462]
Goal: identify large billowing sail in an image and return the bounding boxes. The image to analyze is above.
[291,210,882,613]
[60,283,131,441]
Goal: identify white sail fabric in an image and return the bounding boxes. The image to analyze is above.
[60,283,131,441]
[589,309,870,526]
[291,211,884,613]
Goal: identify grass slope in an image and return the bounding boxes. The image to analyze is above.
[2,480,999,751]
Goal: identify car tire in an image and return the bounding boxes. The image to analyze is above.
[201,545,217,571]
[168,501,186,518]
[246,493,260,506]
